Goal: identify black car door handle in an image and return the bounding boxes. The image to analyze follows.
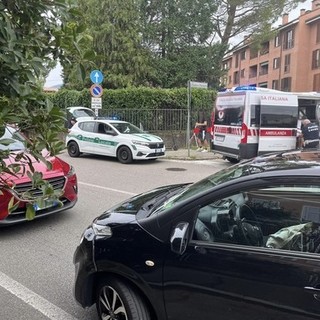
[304,286,320,293]
[304,286,320,301]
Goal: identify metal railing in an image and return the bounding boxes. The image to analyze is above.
[99,108,212,132]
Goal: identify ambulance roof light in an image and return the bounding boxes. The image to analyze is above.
[234,86,257,91]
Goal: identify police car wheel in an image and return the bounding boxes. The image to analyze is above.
[68,141,81,157]
[117,146,133,164]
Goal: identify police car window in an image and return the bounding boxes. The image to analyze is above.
[79,122,95,132]
[193,184,320,254]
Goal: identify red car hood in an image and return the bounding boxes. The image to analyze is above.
[2,150,66,185]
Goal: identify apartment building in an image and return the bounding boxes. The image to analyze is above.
[222,0,320,92]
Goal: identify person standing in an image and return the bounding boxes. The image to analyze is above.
[195,110,209,152]
[301,117,319,149]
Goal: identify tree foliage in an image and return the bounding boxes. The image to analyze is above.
[62,0,306,89]
[212,0,306,52]
[61,0,151,89]
[0,0,80,220]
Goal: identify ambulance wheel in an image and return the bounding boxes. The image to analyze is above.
[226,157,239,164]
[117,146,133,164]
[67,141,81,157]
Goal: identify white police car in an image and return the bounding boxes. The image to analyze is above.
[66,119,165,164]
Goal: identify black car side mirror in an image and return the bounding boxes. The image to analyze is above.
[170,222,189,255]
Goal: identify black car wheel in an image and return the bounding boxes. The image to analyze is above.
[67,141,81,157]
[96,278,150,320]
[117,146,133,164]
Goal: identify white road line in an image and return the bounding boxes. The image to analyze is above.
[0,271,79,320]
[79,181,136,196]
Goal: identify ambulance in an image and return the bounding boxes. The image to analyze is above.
[211,86,299,163]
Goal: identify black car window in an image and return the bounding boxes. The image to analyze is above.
[193,184,320,254]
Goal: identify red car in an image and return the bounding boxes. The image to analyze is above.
[0,126,78,225]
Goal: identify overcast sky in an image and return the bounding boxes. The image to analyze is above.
[44,0,313,88]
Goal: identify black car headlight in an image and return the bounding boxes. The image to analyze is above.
[92,223,113,238]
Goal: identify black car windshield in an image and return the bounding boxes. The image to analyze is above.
[111,122,143,134]
[0,126,25,151]
[151,152,320,215]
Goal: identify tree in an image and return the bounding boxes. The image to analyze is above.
[61,0,151,89]
[212,0,306,52]
[0,0,82,220]
[139,0,224,88]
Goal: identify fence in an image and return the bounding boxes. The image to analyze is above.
[99,108,212,132]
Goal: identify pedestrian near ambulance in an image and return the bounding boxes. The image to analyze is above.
[195,110,209,152]
[301,117,319,149]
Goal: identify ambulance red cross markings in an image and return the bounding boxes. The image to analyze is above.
[211,87,299,163]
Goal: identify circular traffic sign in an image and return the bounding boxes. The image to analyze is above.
[90,70,104,84]
[90,84,103,97]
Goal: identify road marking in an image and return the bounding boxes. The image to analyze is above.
[79,181,136,196]
[0,271,79,320]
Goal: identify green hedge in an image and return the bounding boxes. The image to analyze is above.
[47,87,216,112]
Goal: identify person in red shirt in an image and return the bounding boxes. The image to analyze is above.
[195,111,209,152]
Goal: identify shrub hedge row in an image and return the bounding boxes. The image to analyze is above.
[47,87,217,112]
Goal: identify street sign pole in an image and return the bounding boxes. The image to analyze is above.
[187,81,191,157]
[186,80,208,157]
[90,70,104,116]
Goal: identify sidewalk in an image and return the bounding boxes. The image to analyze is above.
[164,148,223,161]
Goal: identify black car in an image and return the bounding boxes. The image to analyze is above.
[73,150,320,320]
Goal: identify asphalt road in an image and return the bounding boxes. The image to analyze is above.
[0,153,229,320]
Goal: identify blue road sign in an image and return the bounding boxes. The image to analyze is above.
[90,84,103,97]
[90,70,104,84]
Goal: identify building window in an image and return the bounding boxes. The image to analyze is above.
[233,71,240,84]
[273,57,280,69]
[258,82,268,88]
[250,47,258,59]
[272,80,279,90]
[313,73,320,91]
[222,62,229,70]
[235,53,239,68]
[240,69,245,78]
[274,35,280,47]
[240,50,246,60]
[283,29,294,49]
[260,42,270,55]
[312,49,320,69]
[259,62,269,75]
[284,54,291,73]
[249,65,258,78]
[317,22,320,43]
[281,77,292,91]
[228,75,232,84]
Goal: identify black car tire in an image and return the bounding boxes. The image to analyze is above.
[96,278,150,320]
[117,146,133,164]
[67,141,81,157]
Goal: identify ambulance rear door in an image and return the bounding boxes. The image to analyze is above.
[257,93,298,154]
[213,93,246,158]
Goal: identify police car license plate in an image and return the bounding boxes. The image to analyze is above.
[155,149,161,153]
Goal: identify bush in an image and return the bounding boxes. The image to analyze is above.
[48,87,216,112]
